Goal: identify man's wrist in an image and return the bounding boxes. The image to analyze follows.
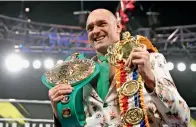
[51,102,58,118]
[54,114,62,127]
[143,71,155,92]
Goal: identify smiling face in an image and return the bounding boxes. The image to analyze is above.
[86,9,122,55]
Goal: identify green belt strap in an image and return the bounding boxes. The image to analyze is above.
[41,53,100,127]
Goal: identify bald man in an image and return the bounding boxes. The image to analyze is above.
[49,9,190,127]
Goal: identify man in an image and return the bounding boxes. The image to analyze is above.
[48,9,190,127]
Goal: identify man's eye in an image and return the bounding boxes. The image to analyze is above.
[87,26,93,32]
[100,23,106,27]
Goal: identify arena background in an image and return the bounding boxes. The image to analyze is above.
[0,1,196,127]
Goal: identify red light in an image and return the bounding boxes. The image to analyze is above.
[125,2,135,11]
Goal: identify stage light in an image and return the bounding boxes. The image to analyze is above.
[27,19,31,22]
[166,62,174,71]
[15,31,19,34]
[44,59,54,69]
[14,45,19,48]
[33,60,41,69]
[177,62,186,71]
[25,7,30,12]
[190,63,196,72]
[22,60,30,68]
[57,60,64,64]
[5,54,23,72]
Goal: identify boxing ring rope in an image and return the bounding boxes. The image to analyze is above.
[0,99,53,124]
[0,118,53,123]
[0,99,50,104]
[190,107,196,111]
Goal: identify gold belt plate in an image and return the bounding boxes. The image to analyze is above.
[124,107,144,125]
[105,31,140,66]
[121,80,140,96]
[44,59,95,85]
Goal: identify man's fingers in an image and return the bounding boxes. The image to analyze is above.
[125,52,143,67]
[57,84,73,90]
[126,59,133,68]
[132,47,143,52]
[132,59,145,65]
[48,83,74,102]
[49,85,72,97]
[125,46,148,68]
[53,84,73,94]
[131,53,143,60]
[54,89,73,97]
[56,84,73,88]
[53,95,65,102]
[132,46,147,52]
[51,89,73,101]
[125,56,131,67]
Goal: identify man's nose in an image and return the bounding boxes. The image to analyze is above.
[92,26,101,36]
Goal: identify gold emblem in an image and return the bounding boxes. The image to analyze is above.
[121,80,140,96]
[44,58,95,86]
[124,107,144,125]
[62,108,71,118]
[105,31,141,66]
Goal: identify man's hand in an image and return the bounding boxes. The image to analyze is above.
[48,84,73,118]
[125,46,155,91]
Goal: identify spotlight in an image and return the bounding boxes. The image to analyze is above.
[22,60,30,68]
[166,62,174,71]
[33,60,41,69]
[27,19,31,22]
[5,54,23,72]
[190,63,196,72]
[177,62,186,71]
[25,7,30,12]
[44,59,54,69]
[14,45,19,48]
[57,60,64,64]
[15,31,19,34]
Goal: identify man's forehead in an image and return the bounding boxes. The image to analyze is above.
[87,15,109,25]
[86,9,116,25]
[87,13,110,24]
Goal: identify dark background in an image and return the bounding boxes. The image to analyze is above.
[0,1,195,27]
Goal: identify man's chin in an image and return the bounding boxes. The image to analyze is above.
[94,45,109,55]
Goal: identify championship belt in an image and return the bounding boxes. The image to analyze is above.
[106,32,150,127]
[41,53,100,127]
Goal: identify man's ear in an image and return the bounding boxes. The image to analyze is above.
[116,21,122,33]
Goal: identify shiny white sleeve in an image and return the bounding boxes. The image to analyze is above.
[149,53,190,126]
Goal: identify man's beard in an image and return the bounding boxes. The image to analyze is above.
[90,43,110,55]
